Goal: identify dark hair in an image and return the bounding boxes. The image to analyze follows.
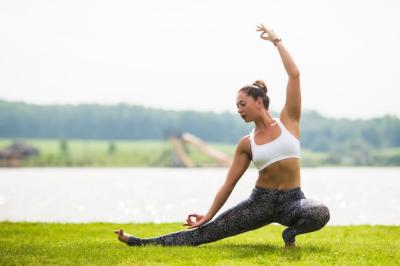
[239,80,270,110]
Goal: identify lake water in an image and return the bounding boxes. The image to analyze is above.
[0,167,399,225]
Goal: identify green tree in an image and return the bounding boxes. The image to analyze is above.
[59,139,69,157]
[108,141,116,155]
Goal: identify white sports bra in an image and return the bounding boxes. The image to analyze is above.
[249,117,300,171]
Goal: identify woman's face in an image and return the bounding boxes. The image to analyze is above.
[236,91,260,122]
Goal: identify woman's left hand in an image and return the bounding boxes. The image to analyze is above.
[182,213,211,229]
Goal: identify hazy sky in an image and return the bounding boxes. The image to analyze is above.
[0,0,399,119]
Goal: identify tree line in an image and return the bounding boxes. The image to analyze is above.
[1,100,400,154]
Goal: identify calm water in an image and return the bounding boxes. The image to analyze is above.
[0,167,399,225]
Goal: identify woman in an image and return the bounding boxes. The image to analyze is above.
[114,24,330,248]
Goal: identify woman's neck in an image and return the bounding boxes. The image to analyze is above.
[253,111,276,130]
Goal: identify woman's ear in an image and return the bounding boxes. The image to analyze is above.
[256,98,263,109]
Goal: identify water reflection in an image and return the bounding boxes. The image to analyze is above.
[0,167,399,225]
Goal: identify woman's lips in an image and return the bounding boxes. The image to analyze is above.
[241,115,246,119]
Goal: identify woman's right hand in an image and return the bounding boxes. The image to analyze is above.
[256,23,280,43]
[182,213,211,229]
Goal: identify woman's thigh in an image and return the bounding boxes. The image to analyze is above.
[200,195,275,236]
[275,198,329,227]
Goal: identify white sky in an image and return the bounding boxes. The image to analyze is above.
[0,0,399,119]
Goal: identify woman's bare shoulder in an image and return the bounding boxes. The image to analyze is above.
[236,134,252,158]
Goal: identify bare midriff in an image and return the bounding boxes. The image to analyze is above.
[255,158,301,190]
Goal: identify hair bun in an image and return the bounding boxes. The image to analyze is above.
[253,80,268,94]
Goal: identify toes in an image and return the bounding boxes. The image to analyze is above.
[113,229,124,236]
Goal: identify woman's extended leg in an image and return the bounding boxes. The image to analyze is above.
[276,197,330,245]
[125,189,275,246]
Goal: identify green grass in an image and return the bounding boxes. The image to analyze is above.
[0,138,231,167]
[0,222,399,265]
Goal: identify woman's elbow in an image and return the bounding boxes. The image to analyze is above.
[289,71,300,79]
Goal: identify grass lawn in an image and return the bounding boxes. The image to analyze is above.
[0,222,399,265]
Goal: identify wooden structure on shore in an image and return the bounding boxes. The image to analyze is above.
[168,132,231,167]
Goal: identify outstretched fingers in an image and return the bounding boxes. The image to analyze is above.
[256,23,267,31]
[256,24,271,40]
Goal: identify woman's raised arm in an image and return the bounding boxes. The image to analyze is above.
[257,24,301,121]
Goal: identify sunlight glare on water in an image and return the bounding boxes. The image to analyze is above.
[0,167,399,225]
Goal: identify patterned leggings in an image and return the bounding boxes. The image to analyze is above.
[127,186,330,246]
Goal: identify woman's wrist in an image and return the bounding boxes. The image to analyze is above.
[204,213,212,219]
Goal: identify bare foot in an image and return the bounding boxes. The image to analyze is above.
[114,229,131,243]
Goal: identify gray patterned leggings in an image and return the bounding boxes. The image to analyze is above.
[127,186,330,246]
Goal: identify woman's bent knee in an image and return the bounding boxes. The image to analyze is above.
[316,204,330,227]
